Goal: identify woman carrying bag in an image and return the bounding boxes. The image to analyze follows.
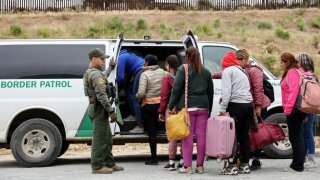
[168,47,213,174]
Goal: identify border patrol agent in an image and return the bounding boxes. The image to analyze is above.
[83,48,124,174]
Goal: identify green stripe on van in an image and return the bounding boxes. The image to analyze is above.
[75,112,93,137]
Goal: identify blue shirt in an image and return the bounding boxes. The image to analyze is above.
[117,49,144,89]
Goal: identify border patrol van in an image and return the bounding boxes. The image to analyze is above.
[0,31,288,167]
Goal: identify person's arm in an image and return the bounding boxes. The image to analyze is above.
[91,72,113,113]
[158,75,170,115]
[135,72,148,101]
[103,57,116,78]
[212,71,222,79]
[168,66,184,111]
[220,69,232,113]
[284,69,300,115]
[207,72,214,115]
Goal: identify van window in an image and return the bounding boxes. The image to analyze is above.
[0,44,105,79]
[202,46,235,73]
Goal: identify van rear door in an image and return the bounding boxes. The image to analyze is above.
[181,30,198,49]
[107,32,124,133]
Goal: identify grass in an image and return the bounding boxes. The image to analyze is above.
[37,28,51,38]
[137,19,147,30]
[1,8,320,76]
[296,18,305,31]
[312,35,319,49]
[213,19,221,28]
[258,21,272,29]
[10,24,23,37]
[275,28,290,40]
[312,17,320,29]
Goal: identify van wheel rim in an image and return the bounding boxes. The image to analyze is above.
[272,123,291,151]
[21,130,50,158]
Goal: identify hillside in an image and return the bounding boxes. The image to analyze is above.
[1,8,320,76]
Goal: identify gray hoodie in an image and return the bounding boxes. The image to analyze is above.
[220,66,253,112]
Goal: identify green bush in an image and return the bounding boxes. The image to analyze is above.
[217,32,223,38]
[106,17,123,31]
[136,19,147,30]
[87,25,100,38]
[213,19,221,28]
[10,25,23,37]
[37,28,50,38]
[275,28,290,40]
[194,24,212,37]
[258,21,272,29]
[159,23,172,39]
[311,17,320,29]
[237,16,251,26]
[296,18,305,31]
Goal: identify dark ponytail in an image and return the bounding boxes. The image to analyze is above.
[186,47,202,74]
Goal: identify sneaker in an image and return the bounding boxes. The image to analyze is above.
[178,167,193,174]
[164,163,171,168]
[304,160,317,169]
[195,166,204,174]
[164,163,176,171]
[123,115,136,122]
[219,167,238,175]
[111,164,124,171]
[238,165,250,174]
[145,159,159,165]
[92,167,113,174]
[283,167,298,172]
[177,162,184,169]
[129,126,144,134]
[250,160,262,171]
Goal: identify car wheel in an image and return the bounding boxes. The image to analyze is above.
[10,118,62,167]
[58,142,70,157]
[263,113,292,159]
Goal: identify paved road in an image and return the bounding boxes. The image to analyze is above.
[0,153,319,180]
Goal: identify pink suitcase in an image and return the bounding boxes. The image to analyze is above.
[206,116,236,159]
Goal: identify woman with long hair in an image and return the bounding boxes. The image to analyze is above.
[280,52,307,172]
[297,53,317,168]
[168,47,213,174]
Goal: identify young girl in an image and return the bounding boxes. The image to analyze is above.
[158,55,183,171]
[297,53,318,168]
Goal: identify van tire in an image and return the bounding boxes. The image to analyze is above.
[10,118,62,167]
[58,142,70,157]
[263,113,293,159]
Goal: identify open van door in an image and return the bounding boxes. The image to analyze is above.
[181,30,198,49]
[107,32,124,131]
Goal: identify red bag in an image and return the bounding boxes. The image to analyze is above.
[249,119,285,152]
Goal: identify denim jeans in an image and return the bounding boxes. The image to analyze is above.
[302,114,315,155]
[126,70,143,125]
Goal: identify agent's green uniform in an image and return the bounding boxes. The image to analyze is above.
[83,66,115,170]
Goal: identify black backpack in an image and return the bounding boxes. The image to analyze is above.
[263,77,274,103]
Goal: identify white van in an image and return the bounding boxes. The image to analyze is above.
[0,31,286,167]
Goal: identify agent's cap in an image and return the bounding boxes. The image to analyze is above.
[88,48,109,60]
